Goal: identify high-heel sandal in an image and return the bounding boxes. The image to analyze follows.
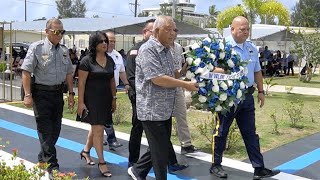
[98,162,112,177]
[80,149,95,165]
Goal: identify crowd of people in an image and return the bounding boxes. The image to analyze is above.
[260,46,296,77]
[21,16,281,180]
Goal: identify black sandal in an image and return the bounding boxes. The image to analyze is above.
[80,149,95,165]
[98,162,112,177]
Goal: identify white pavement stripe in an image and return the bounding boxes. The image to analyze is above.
[0,82,21,89]
[0,150,49,180]
[0,104,311,180]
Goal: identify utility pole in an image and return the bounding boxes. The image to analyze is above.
[181,9,183,21]
[172,0,176,19]
[134,0,138,17]
[25,0,27,21]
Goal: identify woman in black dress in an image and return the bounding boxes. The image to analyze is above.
[77,31,116,177]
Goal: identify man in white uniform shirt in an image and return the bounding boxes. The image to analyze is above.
[103,31,130,149]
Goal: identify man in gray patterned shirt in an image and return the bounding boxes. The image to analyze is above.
[127,15,199,180]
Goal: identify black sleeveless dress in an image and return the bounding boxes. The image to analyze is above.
[78,55,115,125]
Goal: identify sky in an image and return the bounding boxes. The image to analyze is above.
[0,0,299,22]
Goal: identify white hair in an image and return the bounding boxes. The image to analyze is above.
[152,15,174,32]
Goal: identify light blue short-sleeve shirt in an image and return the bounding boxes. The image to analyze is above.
[225,36,261,87]
[135,37,176,121]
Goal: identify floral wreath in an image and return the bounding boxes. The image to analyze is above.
[185,36,249,115]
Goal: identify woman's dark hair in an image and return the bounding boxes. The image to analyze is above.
[88,31,109,61]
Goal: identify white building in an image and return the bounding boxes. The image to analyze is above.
[141,0,209,27]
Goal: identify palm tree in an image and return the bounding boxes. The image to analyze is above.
[207,5,220,28]
[216,0,290,39]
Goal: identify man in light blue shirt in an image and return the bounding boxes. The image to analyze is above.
[210,16,280,180]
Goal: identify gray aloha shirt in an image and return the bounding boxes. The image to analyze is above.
[21,37,73,85]
[135,37,177,121]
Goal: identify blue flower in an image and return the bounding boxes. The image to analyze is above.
[203,40,210,46]
[198,87,208,96]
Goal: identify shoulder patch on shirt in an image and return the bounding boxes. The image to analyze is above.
[130,50,138,55]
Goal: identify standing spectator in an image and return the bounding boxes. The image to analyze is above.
[127,15,199,180]
[118,49,127,67]
[103,31,130,149]
[77,31,115,177]
[209,16,280,180]
[171,29,200,154]
[286,51,294,76]
[21,18,74,179]
[263,46,272,62]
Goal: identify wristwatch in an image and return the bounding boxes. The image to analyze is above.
[258,90,265,95]
[69,92,75,96]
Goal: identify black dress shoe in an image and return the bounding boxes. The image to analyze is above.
[253,168,280,179]
[103,141,108,145]
[109,141,123,149]
[209,164,228,178]
[168,163,189,173]
[181,145,200,154]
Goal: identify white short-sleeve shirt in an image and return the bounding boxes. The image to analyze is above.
[107,49,125,86]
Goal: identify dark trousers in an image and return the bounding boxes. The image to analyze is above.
[134,118,176,180]
[128,94,143,163]
[287,61,294,75]
[32,90,64,171]
[212,94,264,168]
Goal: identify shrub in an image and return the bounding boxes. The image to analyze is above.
[283,99,304,128]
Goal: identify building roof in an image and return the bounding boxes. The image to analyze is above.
[207,24,318,40]
[6,17,209,35]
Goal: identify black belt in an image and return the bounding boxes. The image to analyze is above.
[247,86,255,94]
[34,83,64,92]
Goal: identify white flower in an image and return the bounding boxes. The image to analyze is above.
[219,93,227,101]
[191,42,201,50]
[239,66,244,71]
[186,71,195,80]
[212,85,219,93]
[190,77,197,83]
[227,59,234,68]
[231,49,237,55]
[208,63,214,71]
[193,58,201,66]
[220,81,228,90]
[186,57,193,65]
[212,79,218,86]
[215,105,222,112]
[220,51,225,59]
[236,89,242,98]
[195,67,204,74]
[203,37,212,43]
[227,80,233,87]
[219,42,224,50]
[198,95,207,103]
[240,82,245,89]
[244,67,248,75]
[209,53,216,60]
[198,82,206,87]
[204,46,211,53]
[201,69,210,77]
[229,101,234,107]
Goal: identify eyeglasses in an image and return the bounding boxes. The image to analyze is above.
[98,39,108,44]
[49,29,66,35]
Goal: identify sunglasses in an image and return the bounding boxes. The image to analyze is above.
[49,29,66,35]
[98,39,108,44]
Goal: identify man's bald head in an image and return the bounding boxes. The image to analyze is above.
[231,16,249,44]
[105,31,116,52]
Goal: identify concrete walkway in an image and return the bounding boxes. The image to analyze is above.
[266,85,320,96]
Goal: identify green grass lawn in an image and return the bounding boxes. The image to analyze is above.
[271,74,320,88]
[10,91,320,160]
